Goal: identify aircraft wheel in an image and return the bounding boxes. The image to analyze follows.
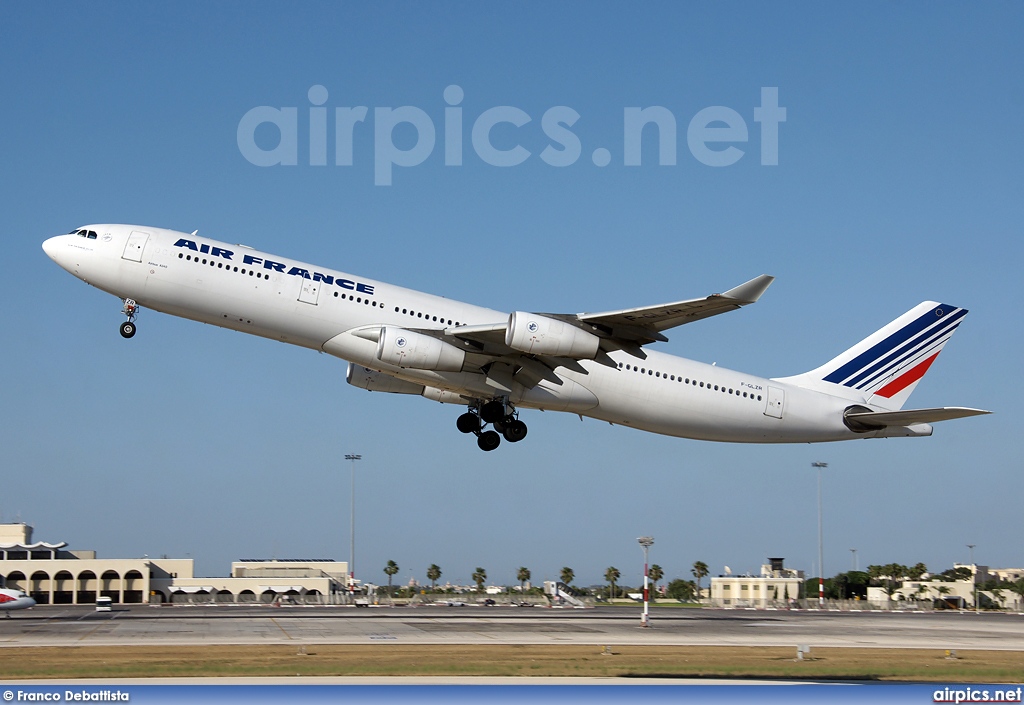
[492,418,507,433]
[477,430,501,452]
[456,412,480,434]
[480,401,505,424]
[503,420,528,443]
[119,321,136,339]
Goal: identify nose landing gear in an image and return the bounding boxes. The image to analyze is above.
[456,400,528,451]
[120,299,138,339]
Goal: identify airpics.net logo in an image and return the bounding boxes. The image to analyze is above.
[237,85,786,186]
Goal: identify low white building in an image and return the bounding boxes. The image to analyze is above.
[867,563,1024,610]
[710,558,804,608]
[0,523,349,605]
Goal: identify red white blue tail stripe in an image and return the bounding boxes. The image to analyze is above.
[819,302,966,402]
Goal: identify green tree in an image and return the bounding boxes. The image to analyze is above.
[472,567,487,593]
[666,578,696,602]
[907,562,928,581]
[882,563,908,602]
[604,566,621,601]
[691,561,709,601]
[383,560,399,597]
[939,567,973,582]
[560,566,575,587]
[426,564,441,592]
[517,567,531,599]
[648,564,664,602]
[1007,579,1024,609]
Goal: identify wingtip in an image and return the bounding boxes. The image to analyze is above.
[723,274,775,303]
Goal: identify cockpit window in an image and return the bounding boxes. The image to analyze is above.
[87,230,97,239]
[72,229,98,239]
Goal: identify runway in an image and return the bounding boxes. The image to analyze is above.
[2,604,1022,650]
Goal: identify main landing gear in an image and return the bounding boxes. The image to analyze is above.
[457,399,528,452]
[119,299,138,339]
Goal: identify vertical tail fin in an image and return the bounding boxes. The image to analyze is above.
[778,302,968,410]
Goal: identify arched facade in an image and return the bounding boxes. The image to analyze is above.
[3,525,347,606]
[77,570,97,604]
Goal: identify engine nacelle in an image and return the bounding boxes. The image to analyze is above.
[422,386,469,405]
[346,364,425,395]
[376,327,466,372]
[505,312,600,359]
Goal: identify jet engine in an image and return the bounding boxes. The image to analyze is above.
[505,312,600,359]
[375,327,466,372]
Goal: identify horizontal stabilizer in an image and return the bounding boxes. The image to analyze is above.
[844,406,990,430]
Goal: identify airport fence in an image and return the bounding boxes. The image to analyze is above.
[710,597,938,611]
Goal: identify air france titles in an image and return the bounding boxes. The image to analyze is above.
[173,239,374,295]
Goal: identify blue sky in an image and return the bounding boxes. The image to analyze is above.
[2,3,1021,588]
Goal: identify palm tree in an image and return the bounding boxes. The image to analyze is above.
[691,561,709,601]
[936,584,952,607]
[560,566,574,587]
[883,563,907,603]
[517,567,531,598]
[426,564,441,592]
[472,567,487,593]
[383,560,399,597]
[907,562,928,581]
[648,564,664,601]
[604,566,620,601]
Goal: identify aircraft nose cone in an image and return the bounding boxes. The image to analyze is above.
[42,236,61,261]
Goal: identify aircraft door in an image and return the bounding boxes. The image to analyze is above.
[764,386,785,419]
[298,278,321,305]
[122,230,150,262]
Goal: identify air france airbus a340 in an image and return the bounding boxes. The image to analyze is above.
[0,588,36,616]
[43,225,988,451]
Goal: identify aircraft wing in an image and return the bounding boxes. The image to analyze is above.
[575,274,774,344]
[355,275,775,390]
[845,406,991,429]
[447,274,775,349]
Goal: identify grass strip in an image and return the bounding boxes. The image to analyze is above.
[1,645,1021,682]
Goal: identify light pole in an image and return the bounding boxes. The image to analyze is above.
[346,454,361,595]
[850,548,858,572]
[967,544,976,612]
[812,462,828,607]
[638,536,654,627]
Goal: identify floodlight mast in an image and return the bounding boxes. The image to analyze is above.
[345,454,361,595]
[638,536,654,627]
[967,544,977,612]
[812,462,828,607]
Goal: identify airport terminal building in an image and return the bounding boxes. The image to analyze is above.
[710,557,805,607]
[0,523,350,605]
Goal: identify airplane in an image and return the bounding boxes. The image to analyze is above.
[0,588,37,616]
[42,225,989,451]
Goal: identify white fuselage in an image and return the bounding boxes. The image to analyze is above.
[42,224,891,444]
[0,588,36,611]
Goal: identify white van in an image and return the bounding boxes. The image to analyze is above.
[95,596,112,612]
